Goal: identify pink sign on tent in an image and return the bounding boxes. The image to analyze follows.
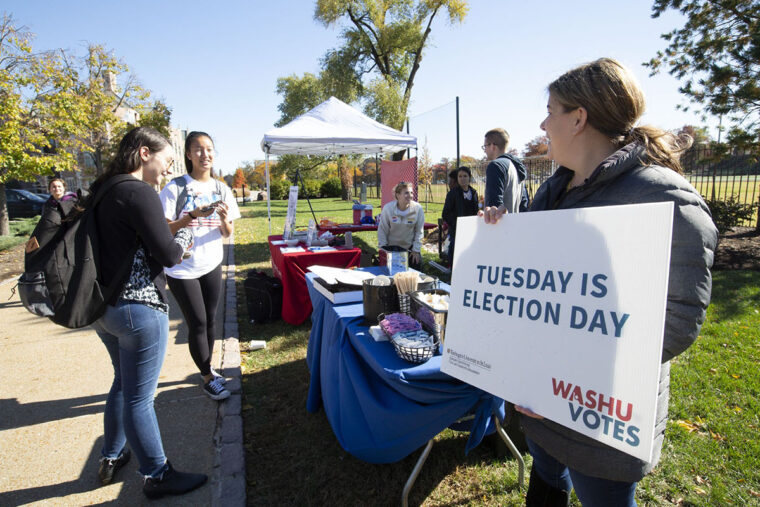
[380,158,418,208]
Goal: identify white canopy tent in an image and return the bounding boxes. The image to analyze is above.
[260,97,417,231]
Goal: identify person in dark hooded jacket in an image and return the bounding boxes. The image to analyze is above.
[483,128,527,214]
[441,166,479,261]
[483,58,717,507]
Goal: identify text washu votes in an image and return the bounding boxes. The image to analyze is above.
[461,265,631,338]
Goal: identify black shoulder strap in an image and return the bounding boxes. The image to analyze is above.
[172,176,188,220]
[91,175,135,209]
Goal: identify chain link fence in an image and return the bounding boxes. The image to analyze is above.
[352,146,760,229]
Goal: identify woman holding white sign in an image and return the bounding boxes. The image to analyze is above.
[484,58,717,506]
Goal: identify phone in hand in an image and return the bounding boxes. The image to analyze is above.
[199,200,223,213]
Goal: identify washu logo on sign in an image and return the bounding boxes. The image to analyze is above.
[552,377,640,447]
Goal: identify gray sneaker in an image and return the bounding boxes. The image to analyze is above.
[202,378,230,401]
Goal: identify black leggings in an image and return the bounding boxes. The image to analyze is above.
[167,264,222,377]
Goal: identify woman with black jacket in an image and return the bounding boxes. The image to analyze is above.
[89,127,207,499]
[441,166,479,261]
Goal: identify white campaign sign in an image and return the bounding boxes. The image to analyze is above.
[440,203,674,462]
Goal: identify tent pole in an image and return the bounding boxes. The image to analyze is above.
[265,154,271,234]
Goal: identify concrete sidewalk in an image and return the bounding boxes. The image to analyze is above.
[0,240,245,506]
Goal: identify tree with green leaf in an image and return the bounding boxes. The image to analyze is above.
[274,73,361,199]
[0,14,169,235]
[0,15,79,235]
[645,0,760,152]
[273,1,467,199]
[315,0,468,132]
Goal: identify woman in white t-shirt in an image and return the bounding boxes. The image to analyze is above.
[159,131,241,401]
[377,181,425,270]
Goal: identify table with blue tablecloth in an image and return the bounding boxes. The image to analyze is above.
[305,267,506,464]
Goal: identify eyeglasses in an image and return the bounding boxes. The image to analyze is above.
[481,143,494,151]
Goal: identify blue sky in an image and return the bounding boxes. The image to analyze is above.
[4,1,715,174]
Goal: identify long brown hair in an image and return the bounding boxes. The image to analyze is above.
[548,58,692,173]
[83,126,169,209]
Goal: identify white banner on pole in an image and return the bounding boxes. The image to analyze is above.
[440,203,674,462]
[283,185,299,237]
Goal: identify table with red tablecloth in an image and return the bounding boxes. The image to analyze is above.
[268,235,362,325]
[318,222,438,235]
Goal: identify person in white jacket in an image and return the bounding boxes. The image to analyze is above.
[377,181,425,270]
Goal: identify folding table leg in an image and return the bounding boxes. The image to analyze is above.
[494,418,525,490]
[401,439,435,507]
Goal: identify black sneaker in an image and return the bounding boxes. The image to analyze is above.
[209,366,227,385]
[98,448,131,485]
[202,377,230,400]
[142,460,207,499]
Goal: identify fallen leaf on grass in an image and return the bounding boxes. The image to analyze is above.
[676,420,700,432]
[695,475,705,485]
[709,430,726,442]
[708,368,718,374]
[733,406,742,413]
[695,487,707,495]
[731,374,741,379]
[750,490,760,498]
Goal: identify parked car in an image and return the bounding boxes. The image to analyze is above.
[5,188,46,219]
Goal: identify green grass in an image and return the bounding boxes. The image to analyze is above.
[637,270,760,506]
[235,198,760,505]
[0,216,39,252]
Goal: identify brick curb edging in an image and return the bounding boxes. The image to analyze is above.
[212,235,246,506]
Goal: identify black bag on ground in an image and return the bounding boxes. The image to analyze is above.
[17,175,136,329]
[244,270,282,324]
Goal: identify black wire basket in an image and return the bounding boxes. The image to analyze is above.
[390,330,438,363]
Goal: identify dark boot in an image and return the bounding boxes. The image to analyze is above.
[525,467,570,507]
[98,448,131,485]
[142,461,207,499]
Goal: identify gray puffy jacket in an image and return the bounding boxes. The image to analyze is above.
[521,143,718,482]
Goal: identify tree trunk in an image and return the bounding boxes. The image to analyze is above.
[338,155,352,200]
[0,183,10,236]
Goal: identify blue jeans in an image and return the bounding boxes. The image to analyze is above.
[527,438,637,507]
[93,301,169,477]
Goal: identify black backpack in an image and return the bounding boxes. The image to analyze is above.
[244,270,282,324]
[16,175,137,329]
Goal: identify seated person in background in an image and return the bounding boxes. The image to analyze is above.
[442,166,479,262]
[377,181,425,270]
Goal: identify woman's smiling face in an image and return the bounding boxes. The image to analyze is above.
[187,135,215,174]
